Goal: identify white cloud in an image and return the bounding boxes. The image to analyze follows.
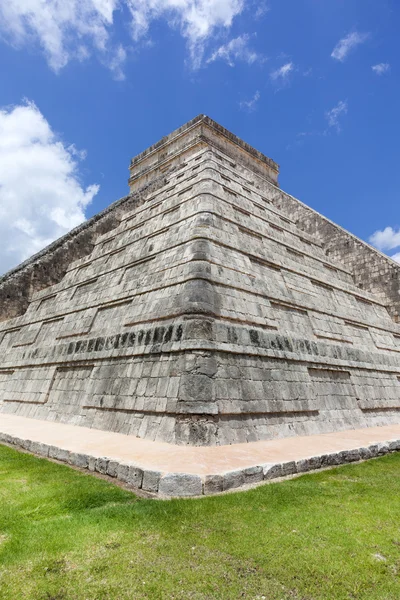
[369,226,400,263]
[0,0,117,72]
[270,61,293,81]
[0,101,99,274]
[372,63,390,75]
[0,0,246,74]
[325,100,348,132]
[390,252,400,264]
[207,34,261,67]
[239,90,260,111]
[128,0,245,67]
[331,31,369,62]
[369,227,400,252]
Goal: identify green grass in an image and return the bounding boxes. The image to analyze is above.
[1,446,400,600]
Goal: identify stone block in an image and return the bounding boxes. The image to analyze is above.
[368,444,380,458]
[11,437,24,447]
[263,462,297,480]
[376,442,389,455]
[48,445,70,462]
[329,452,345,465]
[223,470,245,491]
[359,447,372,460]
[126,465,144,488]
[388,439,400,451]
[116,462,143,488]
[243,466,263,485]
[204,474,223,495]
[116,462,131,482]
[142,469,161,493]
[20,439,32,451]
[184,319,214,341]
[263,463,282,480]
[178,374,214,403]
[319,454,334,467]
[95,457,109,474]
[106,460,119,478]
[280,461,297,476]
[158,473,203,497]
[30,441,50,457]
[69,452,89,469]
[337,449,361,463]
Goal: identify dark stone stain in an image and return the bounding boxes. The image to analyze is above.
[249,330,259,345]
[227,327,238,343]
[95,337,105,351]
[153,327,165,344]
[120,332,129,347]
[175,324,183,341]
[164,325,174,343]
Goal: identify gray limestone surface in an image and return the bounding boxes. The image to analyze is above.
[1,115,400,447]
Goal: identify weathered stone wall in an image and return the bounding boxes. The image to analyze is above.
[0,214,119,323]
[0,165,192,323]
[2,118,400,446]
[199,141,400,322]
[265,187,400,322]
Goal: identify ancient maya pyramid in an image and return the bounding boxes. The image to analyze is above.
[1,114,400,447]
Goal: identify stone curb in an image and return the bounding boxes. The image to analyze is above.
[1,430,400,498]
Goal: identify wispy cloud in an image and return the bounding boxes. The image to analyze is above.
[372,63,390,75]
[254,3,270,19]
[286,131,316,150]
[289,100,348,147]
[239,90,260,112]
[105,45,127,81]
[0,0,246,75]
[270,61,294,82]
[207,34,262,67]
[286,127,328,150]
[325,100,348,132]
[331,31,369,62]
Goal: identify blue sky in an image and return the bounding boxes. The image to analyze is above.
[0,0,399,273]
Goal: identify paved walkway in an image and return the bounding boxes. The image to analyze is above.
[1,414,400,496]
[1,413,400,473]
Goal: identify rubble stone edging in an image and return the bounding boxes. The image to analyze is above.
[1,430,399,498]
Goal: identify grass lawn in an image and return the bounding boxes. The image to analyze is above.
[0,445,400,599]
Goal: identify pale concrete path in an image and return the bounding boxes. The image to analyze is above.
[1,413,400,476]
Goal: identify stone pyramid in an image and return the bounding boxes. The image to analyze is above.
[1,114,400,447]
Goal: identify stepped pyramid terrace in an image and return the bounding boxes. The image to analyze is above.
[2,115,400,496]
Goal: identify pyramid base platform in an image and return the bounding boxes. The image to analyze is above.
[1,414,400,497]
